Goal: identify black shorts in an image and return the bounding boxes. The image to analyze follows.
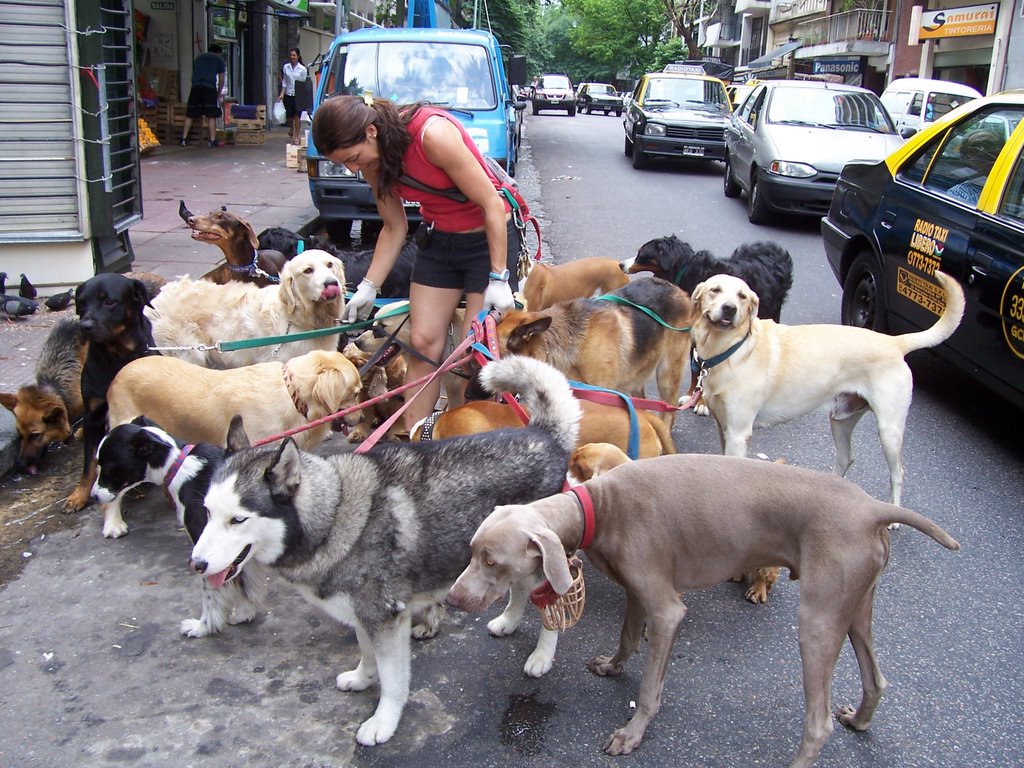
[186,85,222,119]
[283,94,298,120]
[411,218,521,293]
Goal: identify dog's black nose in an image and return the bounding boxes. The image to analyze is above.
[190,558,207,574]
[721,303,736,321]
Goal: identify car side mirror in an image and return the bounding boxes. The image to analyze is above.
[900,127,917,139]
[513,100,527,111]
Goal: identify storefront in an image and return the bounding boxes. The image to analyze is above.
[909,2,1005,94]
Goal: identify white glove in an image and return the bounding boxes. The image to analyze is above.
[483,276,515,314]
[344,278,377,323]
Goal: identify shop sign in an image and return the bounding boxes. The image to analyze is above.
[812,57,864,76]
[919,3,998,40]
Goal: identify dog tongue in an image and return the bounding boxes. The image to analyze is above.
[206,568,231,589]
[322,283,341,300]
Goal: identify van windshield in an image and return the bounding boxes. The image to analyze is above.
[328,41,497,110]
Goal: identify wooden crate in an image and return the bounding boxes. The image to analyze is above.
[286,143,302,168]
[234,129,265,145]
[233,118,264,131]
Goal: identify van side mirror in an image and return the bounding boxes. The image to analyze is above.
[508,54,527,87]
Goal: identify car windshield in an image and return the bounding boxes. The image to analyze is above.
[539,76,571,90]
[767,88,895,133]
[327,41,496,109]
[643,77,727,109]
[590,85,615,96]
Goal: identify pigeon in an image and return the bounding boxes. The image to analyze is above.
[44,288,74,311]
[0,271,7,294]
[178,199,194,222]
[2,295,38,318]
[19,273,37,300]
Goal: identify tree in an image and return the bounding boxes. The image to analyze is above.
[561,0,668,79]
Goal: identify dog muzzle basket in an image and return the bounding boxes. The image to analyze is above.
[535,555,586,631]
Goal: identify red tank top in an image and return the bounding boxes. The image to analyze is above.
[397,107,508,231]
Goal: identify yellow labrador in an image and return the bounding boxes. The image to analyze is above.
[688,270,965,508]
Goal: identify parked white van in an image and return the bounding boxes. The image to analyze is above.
[880,78,981,136]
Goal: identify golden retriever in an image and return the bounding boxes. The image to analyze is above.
[689,270,964,509]
[106,349,364,450]
[147,249,345,369]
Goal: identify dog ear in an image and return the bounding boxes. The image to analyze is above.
[131,414,160,428]
[130,278,154,309]
[73,282,85,315]
[43,405,70,432]
[225,415,251,453]
[129,429,155,458]
[0,392,16,413]
[267,439,302,499]
[506,315,553,353]
[691,281,707,309]
[528,529,573,594]
[244,220,260,250]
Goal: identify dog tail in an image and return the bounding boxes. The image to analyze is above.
[883,505,961,551]
[894,271,965,354]
[478,356,581,453]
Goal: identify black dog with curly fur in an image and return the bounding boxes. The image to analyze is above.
[623,235,794,322]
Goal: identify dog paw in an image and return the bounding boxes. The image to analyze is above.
[63,491,90,514]
[180,618,217,638]
[604,725,642,755]
[887,522,902,530]
[102,519,129,539]
[523,649,554,678]
[487,614,519,637]
[586,654,623,677]
[693,403,710,417]
[744,584,769,604]
[337,668,377,692]
[355,712,399,746]
[837,704,872,731]
[411,602,443,640]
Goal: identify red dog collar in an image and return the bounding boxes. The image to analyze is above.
[567,485,595,551]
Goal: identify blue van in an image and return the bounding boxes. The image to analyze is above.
[306,26,526,238]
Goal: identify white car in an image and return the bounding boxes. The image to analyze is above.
[723,80,904,224]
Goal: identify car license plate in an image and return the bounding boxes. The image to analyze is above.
[683,146,704,157]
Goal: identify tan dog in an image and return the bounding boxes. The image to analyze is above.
[475,276,691,426]
[523,257,629,310]
[1,318,86,475]
[107,350,363,449]
[567,442,631,481]
[413,400,675,459]
[689,270,964,507]
[147,249,346,369]
[448,454,960,766]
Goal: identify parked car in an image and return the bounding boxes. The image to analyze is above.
[576,82,622,116]
[726,79,760,110]
[880,77,981,137]
[822,91,1024,409]
[623,71,731,170]
[532,74,575,116]
[723,80,903,224]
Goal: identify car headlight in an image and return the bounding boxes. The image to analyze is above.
[318,160,356,178]
[644,123,666,137]
[768,160,816,178]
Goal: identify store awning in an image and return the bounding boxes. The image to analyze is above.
[746,40,802,69]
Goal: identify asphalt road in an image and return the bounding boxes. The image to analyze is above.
[0,112,1021,768]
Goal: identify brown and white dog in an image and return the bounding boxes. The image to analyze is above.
[147,249,346,369]
[567,441,632,482]
[182,206,289,287]
[523,257,630,310]
[470,276,692,426]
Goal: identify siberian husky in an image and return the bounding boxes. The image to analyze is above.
[191,356,582,746]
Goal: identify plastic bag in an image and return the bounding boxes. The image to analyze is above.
[272,100,287,125]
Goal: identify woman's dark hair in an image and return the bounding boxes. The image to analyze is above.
[289,48,304,65]
[312,95,422,199]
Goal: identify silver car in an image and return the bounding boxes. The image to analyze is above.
[723,80,904,224]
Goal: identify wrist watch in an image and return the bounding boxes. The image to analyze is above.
[489,269,510,282]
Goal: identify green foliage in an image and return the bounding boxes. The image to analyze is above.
[561,0,668,80]
[450,0,538,53]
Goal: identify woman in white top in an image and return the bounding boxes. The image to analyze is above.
[278,48,308,145]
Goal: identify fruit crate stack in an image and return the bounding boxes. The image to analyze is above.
[230,104,267,145]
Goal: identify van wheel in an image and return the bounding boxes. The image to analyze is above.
[723,155,741,199]
[746,172,769,224]
[842,252,889,332]
[506,155,517,178]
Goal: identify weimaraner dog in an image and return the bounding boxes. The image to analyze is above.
[447,454,960,767]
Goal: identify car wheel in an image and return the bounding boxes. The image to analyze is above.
[723,155,741,199]
[746,172,770,224]
[631,135,648,170]
[624,132,633,157]
[531,103,539,115]
[615,109,622,117]
[568,106,576,116]
[842,252,889,332]
[585,105,591,114]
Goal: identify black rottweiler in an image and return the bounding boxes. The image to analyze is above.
[64,274,158,514]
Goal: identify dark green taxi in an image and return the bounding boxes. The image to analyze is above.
[822,92,1024,410]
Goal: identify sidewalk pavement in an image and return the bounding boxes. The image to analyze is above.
[0,127,321,477]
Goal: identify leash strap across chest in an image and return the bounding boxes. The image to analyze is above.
[164,444,194,490]
[595,294,691,332]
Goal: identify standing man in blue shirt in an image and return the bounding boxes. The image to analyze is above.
[181,44,227,147]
